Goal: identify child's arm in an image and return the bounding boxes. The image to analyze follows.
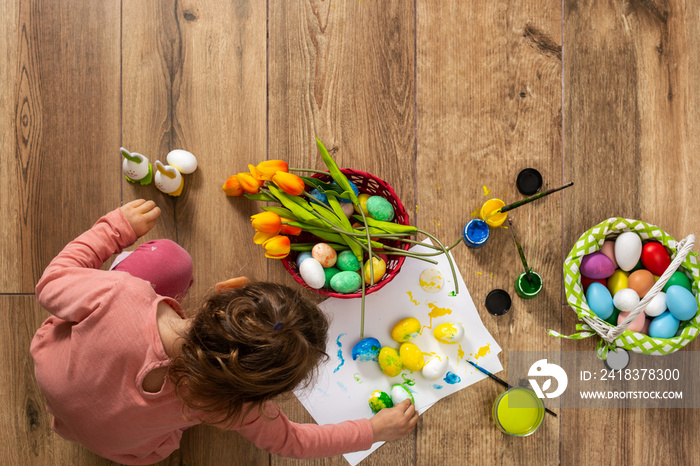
[35,200,160,322]
[230,399,417,459]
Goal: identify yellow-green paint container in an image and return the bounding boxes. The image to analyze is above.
[492,387,545,437]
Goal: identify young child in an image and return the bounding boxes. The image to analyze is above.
[30,199,418,465]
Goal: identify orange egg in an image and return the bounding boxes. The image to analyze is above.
[628,270,655,298]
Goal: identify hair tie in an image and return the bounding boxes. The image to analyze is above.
[273,322,284,331]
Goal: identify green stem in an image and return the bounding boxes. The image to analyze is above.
[417,229,459,294]
[360,272,366,339]
[289,168,329,175]
[358,204,375,286]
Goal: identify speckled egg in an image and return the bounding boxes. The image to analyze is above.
[391,317,421,343]
[363,257,387,285]
[166,149,198,174]
[341,201,356,218]
[422,354,449,380]
[299,258,326,289]
[399,342,424,371]
[323,267,340,288]
[330,271,362,294]
[312,243,337,268]
[613,288,640,313]
[644,291,667,317]
[366,196,395,221]
[378,347,403,377]
[433,322,465,344]
[419,268,444,293]
[351,337,381,362]
[308,189,328,205]
[337,250,361,271]
[628,270,655,298]
[355,193,371,215]
[296,251,313,268]
[368,390,393,414]
[390,384,414,405]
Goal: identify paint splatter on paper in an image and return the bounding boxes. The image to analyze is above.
[353,373,362,383]
[337,381,348,393]
[470,344,491,360]
[444,372,461,384]
[422,302,453,330]
[433,384,443,390]
[406,291,420,306]
[401,373,416,386]
[333,333,347,373]
[457,344,465,360]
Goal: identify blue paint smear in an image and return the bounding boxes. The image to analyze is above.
[333,333,347,373]
[317,388,329,397]
[432,384,443,390]
[443,371,461,384]
[337,381,348,393]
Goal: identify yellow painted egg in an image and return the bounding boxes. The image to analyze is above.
[433,322,465,344]
[378,347,403,377]
[363,257,387,285]
[354,193,371,215]
[399,342,425,371]
[391,317,421,343]
[419,268,444,293]
[607,269,629,296]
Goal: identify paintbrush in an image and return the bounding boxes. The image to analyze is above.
[507,218,533,284]
[487,181,574,219]
[467,359,557,417]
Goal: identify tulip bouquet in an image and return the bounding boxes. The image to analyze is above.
[223,139,461,337]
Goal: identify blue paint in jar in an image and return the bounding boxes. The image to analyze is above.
[462,219,490,248]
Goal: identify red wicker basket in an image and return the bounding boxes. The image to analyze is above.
[281,168,411,299]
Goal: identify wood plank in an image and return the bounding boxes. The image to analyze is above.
[417,1,562,464]
[563,1,700,465]
[268,0,416,465]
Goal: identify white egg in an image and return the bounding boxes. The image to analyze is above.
[645,291,667,317]
[166,149,198,174]
[613,288,640,312]
[390,384,414,405]
[422,354,448,380]
[614,232,642,272]
[299,258,325,289]
[419,268,444,293]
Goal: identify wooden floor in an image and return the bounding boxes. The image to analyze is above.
[2,0,700,465]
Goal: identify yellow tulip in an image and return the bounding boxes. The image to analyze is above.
[272,171,305,196]
[262,235,291,259]
[253,231,278,244]
[256,160,289,181]
[236,172,264,194]
[251,211,281,234]
[222,175,244,196]
[279,218,302,236]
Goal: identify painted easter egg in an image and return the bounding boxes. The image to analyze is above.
[323,267,340,288]
[648,311,680,339]
[399,342,425,371]
[341,201,355,218]
[309,189,328,205]
[617,311,646,332]
[604,307,621,326]
[333,180,359,202]
[586,282,614,319]
[363,257,387,284]
[330,271,362,294]
[641,241,671,276]
[582,276,607,293]
[599,240,618,269]
[663,271,692,293]
[422,354,449,380]
[337,250,361,271]
[296,251,313,267]
[665,285,698,321]
[613,289,640,312]
[580,251,615,279]
[378,347,403,377]
[390,384,414,405]
[419,268,444,293]
[166,149,197,174]
[312,243,337,268]
[355,193,371,215]
[299,258,326,289]
[641,317,651,335]
[628,270,655,298]
[433,322,465,344]
[645,291,667,317]
[366,196,395,221]
[368,390,394,414]
[607,270,629,296]
[352,337,381,362]
[614,232,643,272]
[391,317,421,343]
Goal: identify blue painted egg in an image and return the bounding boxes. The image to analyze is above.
[665,285,698,321]
[332,180,359,202]
[296,251,313,267]
[648,311,680,339]
[580,251,615,279]
[309,189,328,205]
[351,337,381,362]
[586,282,614,319]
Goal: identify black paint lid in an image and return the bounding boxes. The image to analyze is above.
[485,289,512,316]
[516,168,543,195]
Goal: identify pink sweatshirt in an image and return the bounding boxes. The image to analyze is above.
[30,209,374,465]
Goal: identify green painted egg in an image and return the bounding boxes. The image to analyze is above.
[366,196,395,221]
[323,267,340,288]
[337,250,361,271]
[390,384,414,405]
[663,270,692,293]
[330,271,362,294]
[378,347,403,376]
[368,390,394,414]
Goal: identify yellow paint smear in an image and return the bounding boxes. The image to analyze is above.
[476,272,482,276]
[457,344,465,360]
[482,185,491,196]
[406,291,420,306]
[470,208,480,217]
[473,344,491,359]
[422,302,453,330]
[432,219,441,226]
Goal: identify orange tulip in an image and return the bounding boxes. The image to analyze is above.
[222,175,244,196]
[248,164,264,181]
[251,211,281,234]
[237,172,264,194]
[253,231,277,244]
[280,218,302,236]
[272,171,305,196]
[262,235,291,259]
[256,160,289,181]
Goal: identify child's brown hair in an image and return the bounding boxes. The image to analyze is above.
[168,282,329,425]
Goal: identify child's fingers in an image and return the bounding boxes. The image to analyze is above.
[143,206,161,224]
[137,200,157,214]
[396,399,412,412]
[404,401,416,417]
[125,199,147,208]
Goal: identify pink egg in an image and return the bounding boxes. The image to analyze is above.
[311,243,337,268]
[599,241,618,269]
[641,317,651,335]
[617,311,646,333]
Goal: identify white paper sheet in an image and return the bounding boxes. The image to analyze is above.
[294,240,503,465]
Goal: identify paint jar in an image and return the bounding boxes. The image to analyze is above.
[492,387,545,437]
[480,198,507,228]
[462,219,490,248]
[514,271,543,299]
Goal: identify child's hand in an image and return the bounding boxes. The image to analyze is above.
[369,399,418,443]
[120,199,161,238]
